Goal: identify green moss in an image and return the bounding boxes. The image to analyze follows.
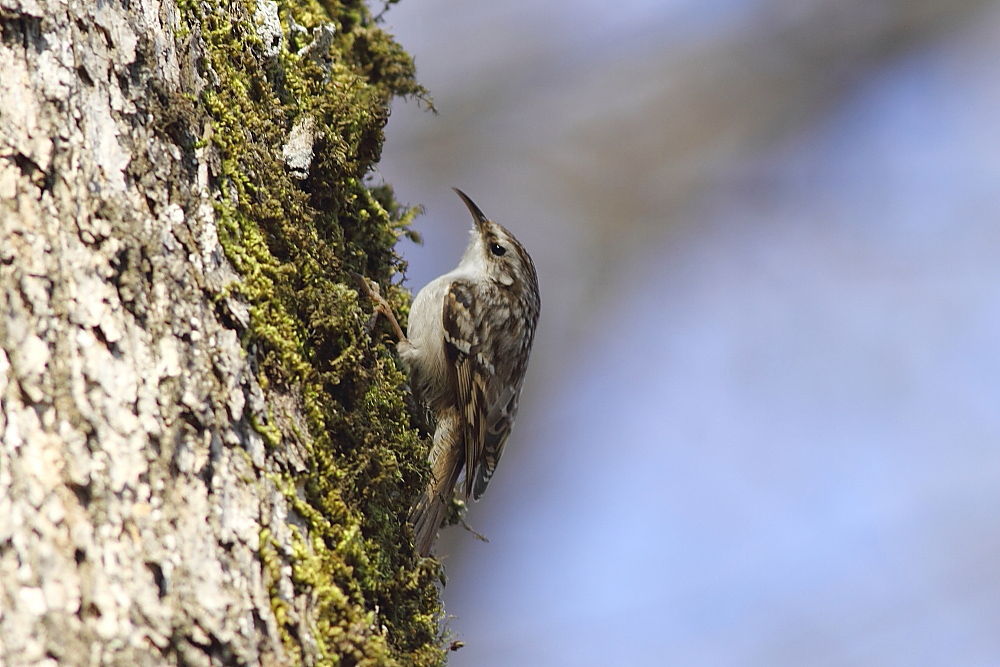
[175,0,445,664]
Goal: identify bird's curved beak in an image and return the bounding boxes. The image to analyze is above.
[453,187,490,234]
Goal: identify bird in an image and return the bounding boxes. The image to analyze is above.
[356,188,540,556]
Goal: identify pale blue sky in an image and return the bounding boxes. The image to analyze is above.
[375,1,1000,664]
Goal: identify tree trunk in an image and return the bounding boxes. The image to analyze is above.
[0,0,442,665]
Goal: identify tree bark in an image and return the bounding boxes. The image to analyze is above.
[0,1,441,665]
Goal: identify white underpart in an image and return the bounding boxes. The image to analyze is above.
[401,231,484,388]
[400,273,449,380]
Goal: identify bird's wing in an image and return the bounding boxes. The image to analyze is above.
[443,280,489,499]
[473,383,517,499]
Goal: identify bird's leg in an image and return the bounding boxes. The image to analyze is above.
[352,273,408,343]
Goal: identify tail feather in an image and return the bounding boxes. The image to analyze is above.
[409,409,463,557]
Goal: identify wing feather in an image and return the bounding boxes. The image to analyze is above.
[443,279,531,500]
[443,281,487,499]
[473,384,517,498]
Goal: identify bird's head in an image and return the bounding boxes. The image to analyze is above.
[454,188,538,294]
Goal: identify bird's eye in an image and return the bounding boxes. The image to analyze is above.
[490,243,506,257]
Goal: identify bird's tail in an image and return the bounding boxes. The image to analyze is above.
[409,409,463,557]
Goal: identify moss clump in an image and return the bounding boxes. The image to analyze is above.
[175,0,444,664]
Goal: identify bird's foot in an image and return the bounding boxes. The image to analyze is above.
[351,272,407,342]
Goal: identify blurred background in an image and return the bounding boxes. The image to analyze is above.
[372,0,1000,664]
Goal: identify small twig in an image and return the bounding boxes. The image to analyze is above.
[351,272,407,342]
[458,517,489,544]
[373,0,399,23]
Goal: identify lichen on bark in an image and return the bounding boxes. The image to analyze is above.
[0,0,445,663]
[177,0,445,664]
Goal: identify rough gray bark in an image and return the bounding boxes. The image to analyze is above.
[0,0,301,664]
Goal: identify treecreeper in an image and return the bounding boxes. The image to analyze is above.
[357,188,540,556]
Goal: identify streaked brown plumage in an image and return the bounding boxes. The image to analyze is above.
[359,189,540,556]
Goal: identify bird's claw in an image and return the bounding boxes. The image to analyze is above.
[351,271,389,312]
[351,271,407,341]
